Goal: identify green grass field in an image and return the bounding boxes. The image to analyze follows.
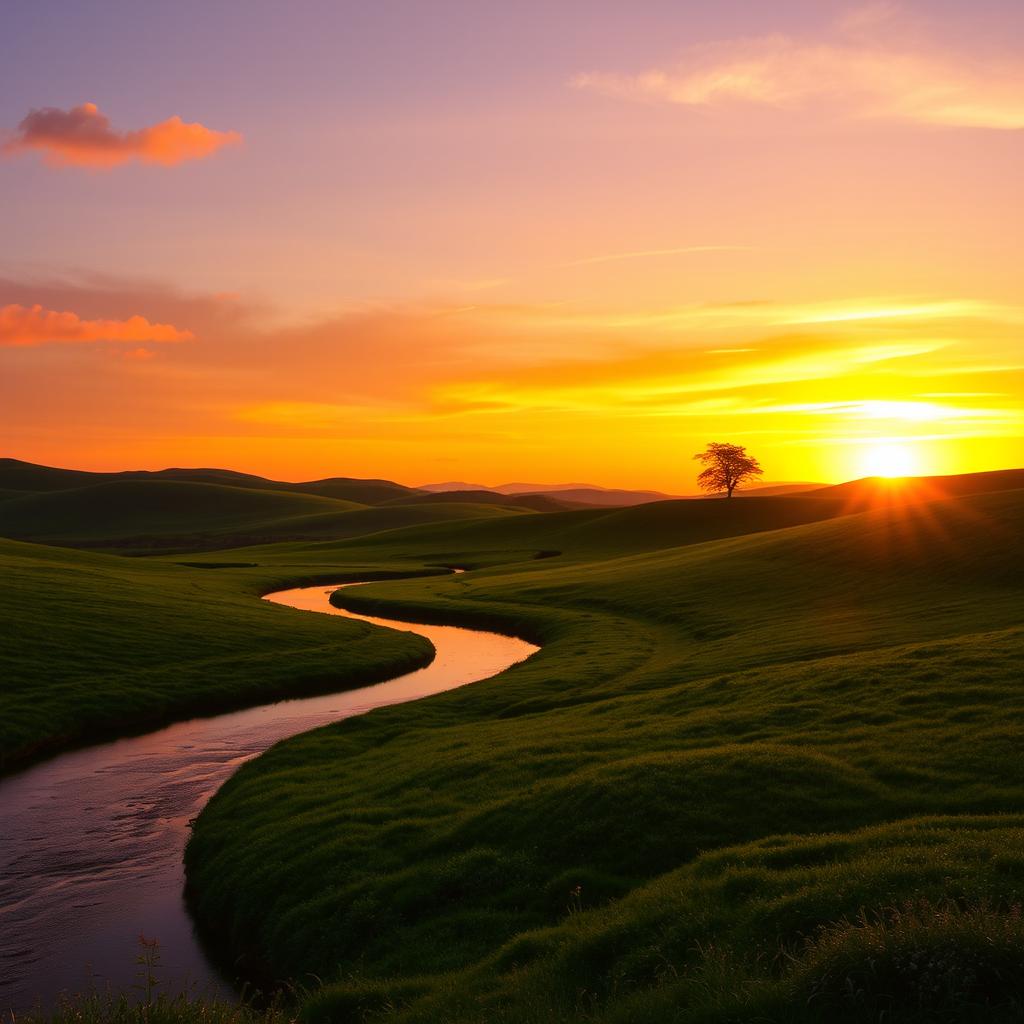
[177,492,854,570]
[0,537,441,772]
[177,484,1024,1023]
[5,466,1024,1021]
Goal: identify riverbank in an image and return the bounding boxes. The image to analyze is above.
[0,538,454,774]
[0,581,536,1015]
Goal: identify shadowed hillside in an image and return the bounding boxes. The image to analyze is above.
[0,458,424,504]
[0,460,851,555]
[211,493,853,568]
[0,480,362,547]
[0,467,540,552]
[382,489,576,512]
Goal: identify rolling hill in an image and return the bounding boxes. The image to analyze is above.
[0,536,434,771]
[0,480,362,546]
[383,488,575,513]
[421,480,682,505]
[0,458,424,504]
[0,461,555,552]
[420,479,826,505]
[184,481,1024,1024]
[213,493,852,569]
[5,458,1024,1021]
[812,467,1024,506]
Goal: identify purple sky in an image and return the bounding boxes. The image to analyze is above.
[1,2,1022,486]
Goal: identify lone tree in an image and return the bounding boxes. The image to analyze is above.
[693,442,763,498]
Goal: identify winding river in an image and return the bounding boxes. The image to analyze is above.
[0,580,538,1014]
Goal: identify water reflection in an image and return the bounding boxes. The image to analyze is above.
[0,581,537,1014]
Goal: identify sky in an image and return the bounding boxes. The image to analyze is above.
[1,0,1021,490]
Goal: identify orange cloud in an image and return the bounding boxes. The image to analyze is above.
[0,303,193,346]
[2,103,241,168]
[573,13,1024,130]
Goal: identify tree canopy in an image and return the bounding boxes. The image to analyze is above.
[693,442,763,498]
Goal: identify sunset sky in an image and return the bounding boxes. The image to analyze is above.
[1,0,1021,490]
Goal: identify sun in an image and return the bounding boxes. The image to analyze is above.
[861,442,917,479]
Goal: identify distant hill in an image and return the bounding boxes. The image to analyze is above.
[384,489,574,513]
[0,460,556,551]
[730,482,825,497]
[7,457,1019,555]
[9,459,757,513]
[287,493,853,563]
[0,476,532,552]
[0,459,126,493]
[421,480,600,494]
[0,458,422,505]
[419,479,824,506]
[278,476,419,503]
[420,480,675,503]
[812,468,1024,507]
[0,480,358,544]
[540,487,677,507]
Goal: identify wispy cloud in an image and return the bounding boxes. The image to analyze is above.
[2,103,241,168]
[779,300,997,325]
[750,399,1014,424]
[0,303,193,346]
[563,245,751,268]
[573,8,1024,130]
[3,271,1020,482]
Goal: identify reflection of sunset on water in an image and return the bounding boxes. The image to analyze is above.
[0,581,535,1014]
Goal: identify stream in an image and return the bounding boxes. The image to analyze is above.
[0,579,537,1014]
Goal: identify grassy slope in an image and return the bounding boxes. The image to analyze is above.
[230,501,523,543]
[382,490,575,513]
[0,479,526,553]
[0,480,361,540]
[193,493,853,569]
[812,466,1024,505]
[0,457,424,504]
[0,537,439,772]
[185,488,1024,1022]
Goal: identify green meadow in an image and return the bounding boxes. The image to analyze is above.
[4,461,1024,1021]
[0,538,438,771]
[180,486,1024,1022]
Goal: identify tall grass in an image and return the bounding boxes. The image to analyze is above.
[11,940,295,1024]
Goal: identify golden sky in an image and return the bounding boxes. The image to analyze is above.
[1,2,1021,489]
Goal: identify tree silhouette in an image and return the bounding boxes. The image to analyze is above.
[693,442,763,498]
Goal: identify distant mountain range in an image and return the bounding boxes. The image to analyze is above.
[0,459,824,513]
[2,457,1022,553]
[420,479,825,506]
[0,458,418,505]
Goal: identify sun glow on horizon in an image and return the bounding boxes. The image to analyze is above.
[1,6,1022,489]
[861,442,918,479]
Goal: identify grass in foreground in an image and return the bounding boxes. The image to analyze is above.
[14,938,295,1024]
[15,993,292,1024]
[182,487,1024,1022]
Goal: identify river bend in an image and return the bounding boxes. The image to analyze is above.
[0,580,537,1013]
